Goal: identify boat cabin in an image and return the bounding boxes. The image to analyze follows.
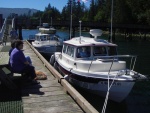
[62,37,117,59]
[55,29,126,72]
[35,33,59,41]
[59,37,126,72]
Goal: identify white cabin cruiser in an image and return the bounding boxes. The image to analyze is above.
[31,33,63,56]
[39,27,56,34]
[50,29,147,102]
[39,22,56,34]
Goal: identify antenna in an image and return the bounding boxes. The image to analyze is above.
[79,20,82,43]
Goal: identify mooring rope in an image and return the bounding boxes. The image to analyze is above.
[101,55,118,113]
[101,73,118,113]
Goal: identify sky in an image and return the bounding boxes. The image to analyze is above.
[0,0,90,12]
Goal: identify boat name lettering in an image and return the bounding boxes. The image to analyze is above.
[100,81,121,86]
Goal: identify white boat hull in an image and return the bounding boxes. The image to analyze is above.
[55,62,135,102]
[39,28,56,34]
[66,75,135,102]
[34,46,62,56]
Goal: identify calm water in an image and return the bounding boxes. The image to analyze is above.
[22,29,150,113]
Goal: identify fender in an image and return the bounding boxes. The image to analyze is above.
[49,54,55,66]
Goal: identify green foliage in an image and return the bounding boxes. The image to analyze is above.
[16,0,150,25]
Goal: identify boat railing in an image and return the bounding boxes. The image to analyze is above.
[88,55,137,73]
[0,18,7,42]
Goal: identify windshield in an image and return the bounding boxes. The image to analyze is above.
[108,46,117,55]
[76,46,91,58]
[93,46,107,56]
[93,46,117,56]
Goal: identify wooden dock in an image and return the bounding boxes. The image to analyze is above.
[0,41,99,113]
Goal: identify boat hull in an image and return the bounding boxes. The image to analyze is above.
[34,46,62,57]
[39,28,56,34]
[55,62,135,102]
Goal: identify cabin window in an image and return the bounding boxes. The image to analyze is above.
[50,36,54,40]
[93,46,107,56]
[76,46,90,58]
[36,36,40,41]
[47,35,50,40]
[66,46,74,57]
[108,46,117,55]
[41,35,47,41]
[63,45,67,53]
[53,36,58,41]
[70,47,74,57]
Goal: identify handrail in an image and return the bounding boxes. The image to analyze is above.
[88,55,137,72]
[95,55,137,58]
[0,18,7,41]
[12,18,15,29]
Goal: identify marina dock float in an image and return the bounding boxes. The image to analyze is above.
[0,41,99,113]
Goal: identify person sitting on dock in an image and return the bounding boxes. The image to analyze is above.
[9,40,38,84]
[9,40,32,65]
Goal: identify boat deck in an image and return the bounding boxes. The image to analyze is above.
[0,41,98,113]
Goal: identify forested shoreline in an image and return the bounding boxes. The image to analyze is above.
[12,0,150,26]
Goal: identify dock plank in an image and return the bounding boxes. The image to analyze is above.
[21,41,85,113]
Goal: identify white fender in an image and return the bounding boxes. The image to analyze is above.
[49,54,55,65]
[54,62,58,71]
[64,75,69,81]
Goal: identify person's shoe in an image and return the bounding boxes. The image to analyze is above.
[31,80,40,84]
[23,80,40,86]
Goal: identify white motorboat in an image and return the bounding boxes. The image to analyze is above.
[39,26,56,34]
[50,29,147,102]
[31,33,63,56]
[39,17,56,34]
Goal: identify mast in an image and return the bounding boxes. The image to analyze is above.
[69,0,72,39]
[51,17,52,27]
[39,17,41,26]
[110,0,113,43]
[12,18,15,29]
[79,20,82,43]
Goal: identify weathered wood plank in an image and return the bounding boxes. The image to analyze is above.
[21,41,85,113]
[22,94,71,103]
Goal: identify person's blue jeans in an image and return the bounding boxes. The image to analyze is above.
[25,56,32,65]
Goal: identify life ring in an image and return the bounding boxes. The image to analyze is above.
[49,54,55,65]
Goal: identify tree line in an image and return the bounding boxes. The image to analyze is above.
[13,0,150,26]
